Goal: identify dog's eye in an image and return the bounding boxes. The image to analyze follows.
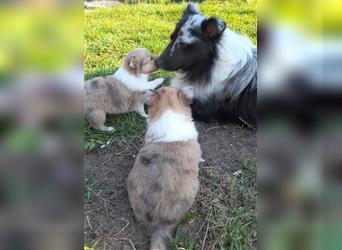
[178,42,188,49]
[150,56,153,61]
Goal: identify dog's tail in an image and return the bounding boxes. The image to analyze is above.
[150,224,175,250]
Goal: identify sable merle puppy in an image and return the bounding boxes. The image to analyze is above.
[128,87,201,250]
[156,4,257,125]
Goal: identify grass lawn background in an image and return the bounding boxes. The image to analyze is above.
[84,1,257,249]
[84,0,256,149]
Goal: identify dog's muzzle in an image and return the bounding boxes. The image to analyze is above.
[155,57,162,68]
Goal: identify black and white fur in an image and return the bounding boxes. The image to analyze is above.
[156,4,257,125]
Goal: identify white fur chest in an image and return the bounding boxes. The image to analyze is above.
[170,74,226,100]
[145,110,198,143]
[114,67,149,92]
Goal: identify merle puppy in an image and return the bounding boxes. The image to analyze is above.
[156,4,257,125]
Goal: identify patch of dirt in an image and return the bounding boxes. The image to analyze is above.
[84,122,256,249]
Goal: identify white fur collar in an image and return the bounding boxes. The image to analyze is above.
[211,28,254,83]
[145,110,198,143]
[114,67,149,92]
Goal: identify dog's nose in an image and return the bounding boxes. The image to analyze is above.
[155,58,162,67]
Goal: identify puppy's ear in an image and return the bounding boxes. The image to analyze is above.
[144,89,156,103]
[129,56,140,70]
[183,3,200,17]
[201,17,226,39]
[180,86,194,102]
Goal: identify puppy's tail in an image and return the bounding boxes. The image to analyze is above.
[150,224,175,250]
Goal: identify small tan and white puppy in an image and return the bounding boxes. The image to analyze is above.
[85,48,164,132]
[127,86,202,250]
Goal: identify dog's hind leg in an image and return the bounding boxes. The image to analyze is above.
[88,109,115,132]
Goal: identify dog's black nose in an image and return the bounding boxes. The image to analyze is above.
[155,58,162,67]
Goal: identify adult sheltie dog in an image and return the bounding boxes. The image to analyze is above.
[156,4,257,125]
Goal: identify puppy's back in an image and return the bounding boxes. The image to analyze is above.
[128,140,201,245]
[85,76,138,114]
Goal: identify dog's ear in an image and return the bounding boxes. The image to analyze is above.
[201,17,226,39]
[129,56,140,70]
[183,3,200,17]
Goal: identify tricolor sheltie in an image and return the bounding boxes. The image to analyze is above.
[156,4,257,125]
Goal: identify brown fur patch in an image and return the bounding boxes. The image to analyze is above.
[128,140,201,224]
[128,138,201,249]
[148,87,192,121]
[85,76,144,114]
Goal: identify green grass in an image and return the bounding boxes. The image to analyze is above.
[84,112,146,151]
[85,1,257,77]
[84,0,256,150]
[210,160,257,249]
[172,211,198,249]
[84,167,99,204]
[172,160,257,249]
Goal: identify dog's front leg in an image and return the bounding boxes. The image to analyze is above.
[147,77,164,89]
[135,104,148,118]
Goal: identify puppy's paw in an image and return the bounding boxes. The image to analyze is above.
[154,77,164,86]
[106,126,115,132]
